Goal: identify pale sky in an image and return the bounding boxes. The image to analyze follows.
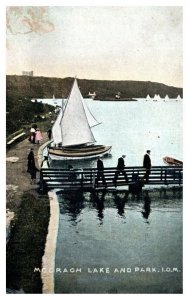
[6,6,183,87]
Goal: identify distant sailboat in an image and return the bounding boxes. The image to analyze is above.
[176,95,182,101]
[146,94,151,101]
[164,95,169,102]
[52,94,57,105]
[48,78,111,160]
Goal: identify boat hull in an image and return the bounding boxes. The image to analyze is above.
[163,156,183,166]
[48,145,112,160]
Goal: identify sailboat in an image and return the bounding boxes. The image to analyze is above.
[176,95,182,101]
[146,94,151,101]
[48,78,112,160]
[52,94,57,105]
[153,94,158,101]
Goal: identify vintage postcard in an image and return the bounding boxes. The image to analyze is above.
[4,0,186,296]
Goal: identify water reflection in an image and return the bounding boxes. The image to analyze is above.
[91,191,106,225]
[59,191,85,224]
[55,187,182,294]
[58,188,182,224]
[113,191,129,218]
[141,191,151,222]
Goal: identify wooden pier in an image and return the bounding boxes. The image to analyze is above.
[40,165,183,193]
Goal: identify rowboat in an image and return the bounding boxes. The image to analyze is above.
[163,156,183,166]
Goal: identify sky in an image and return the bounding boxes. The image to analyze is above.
[6,6,182,87]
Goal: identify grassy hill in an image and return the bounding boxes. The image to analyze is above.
[6,75,182,100]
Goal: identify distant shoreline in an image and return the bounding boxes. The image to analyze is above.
[7,75,183,100]
[96,98,138,102]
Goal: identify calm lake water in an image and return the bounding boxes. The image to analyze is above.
[39,99,183,293]
[55,188,182,294]
[42,99,183,169]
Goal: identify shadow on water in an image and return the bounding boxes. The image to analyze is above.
[112,191,129,218]
[55,187,182,294]
[58,190,85,224]
[90,190,106,225]
[57,187,182,224]
[141,191,151,223]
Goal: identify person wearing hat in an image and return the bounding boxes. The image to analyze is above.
[113,155,128,187]
[143,150,151,183]
[95,157,107,187]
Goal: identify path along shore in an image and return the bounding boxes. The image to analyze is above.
[6,133,49,230]
[6,133,51,293]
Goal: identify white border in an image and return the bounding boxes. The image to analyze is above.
[2,1,188,299]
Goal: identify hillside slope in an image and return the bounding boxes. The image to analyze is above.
[6,75,182,100]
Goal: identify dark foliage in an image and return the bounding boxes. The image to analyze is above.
[7,75,183,100]
[6,193,50,293]
[6,95,53,136]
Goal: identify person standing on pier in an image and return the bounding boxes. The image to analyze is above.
[95,157,107,187]
[113,155,128,187]
[143,150,151,183]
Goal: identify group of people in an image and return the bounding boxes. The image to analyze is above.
[29,125,43,144]
[27,126,52,184]
[26,145,151,186]
[95,150,151,187]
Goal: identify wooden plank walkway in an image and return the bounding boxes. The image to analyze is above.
[40,165,183,193]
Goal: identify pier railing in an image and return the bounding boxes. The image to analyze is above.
[40,165,183,192]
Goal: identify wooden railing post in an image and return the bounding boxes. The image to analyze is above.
[81,172,84,188]
[173,169,176,182]
[38,166,183,191]
[164,169,167,184]
[179,170,182,185]
[161,168,163,181]
[39,169,47,194]
[92,170,96,189]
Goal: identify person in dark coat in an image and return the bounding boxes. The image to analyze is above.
[47,128,52,140]
[27,148,39,184]
[30,161,39,184]
[27,148,34,173]
[95,157,106,187]
[113,155,128,186]
[143,150,151,183]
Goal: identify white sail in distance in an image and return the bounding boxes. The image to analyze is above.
[60,79,96,147]
[146,94,151,101]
